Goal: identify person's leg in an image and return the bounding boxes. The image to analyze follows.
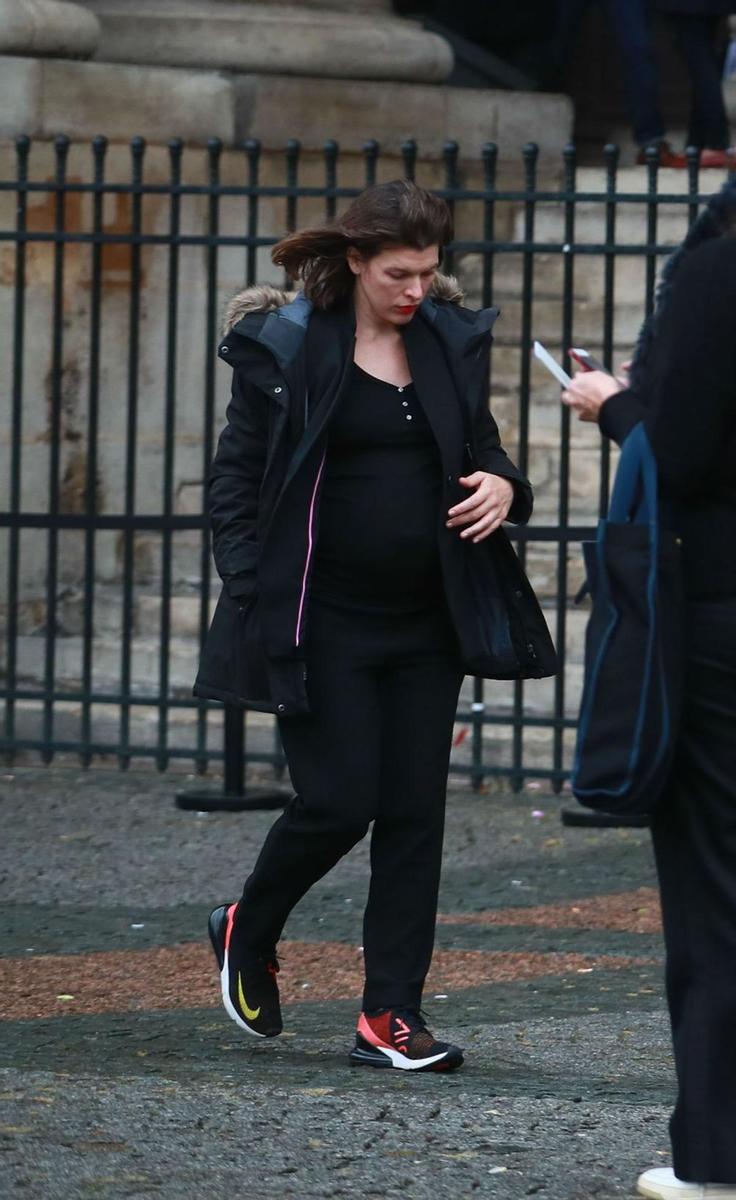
[361,607,463,1013]
[550,0,595,78]
[650,598,736,1183]
[668,13,730,150]
[236,604,382,954]
[605,0,666,147]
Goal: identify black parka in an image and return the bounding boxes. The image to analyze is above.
[194,275,557,715]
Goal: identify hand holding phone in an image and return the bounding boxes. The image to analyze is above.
[569,347,612,375]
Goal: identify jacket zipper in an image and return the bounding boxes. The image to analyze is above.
[293,336,355,649]
[294,449,326,648]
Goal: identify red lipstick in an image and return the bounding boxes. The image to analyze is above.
[396,304,417,314]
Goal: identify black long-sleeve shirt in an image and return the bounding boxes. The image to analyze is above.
[599,236,736,599]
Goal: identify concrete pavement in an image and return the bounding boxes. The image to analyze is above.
[0,768,672,1199]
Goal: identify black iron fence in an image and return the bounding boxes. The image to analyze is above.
[0,135,721,787]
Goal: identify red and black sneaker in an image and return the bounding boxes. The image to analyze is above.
[208,903,282,1038]
[349,1008,464,1072]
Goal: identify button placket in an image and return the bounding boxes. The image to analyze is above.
[396,380,414,421]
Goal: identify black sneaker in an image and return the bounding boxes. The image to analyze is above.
[349,1008,464,1072]
[208,903,282,1038]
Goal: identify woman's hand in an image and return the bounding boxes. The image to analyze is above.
[446,472,514,543]
[561,367,627,423]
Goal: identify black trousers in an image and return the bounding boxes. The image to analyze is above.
[555,0,665,144]
[238,599,464,1012]
[651,598,736,1184]
[668,14,730,151]
[555,2,729,148]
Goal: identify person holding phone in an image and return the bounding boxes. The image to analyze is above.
[194,180,556,1074]
[561,180,736,1198]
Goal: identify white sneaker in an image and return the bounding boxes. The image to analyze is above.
[637,1168,736,1199]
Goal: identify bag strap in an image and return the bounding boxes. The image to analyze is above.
[607,421,659,527]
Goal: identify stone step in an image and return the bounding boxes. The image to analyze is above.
[4,693,577,778]
[0,526,592,622]
[3,533,595,640]
[2,696,284,771]
[460,250,653,310]
[5,601,591,690]
[515,198,691,250]
[135,594,217,639]
[522,543,590,603]
[1,588,218,640]
[456,164,732,337]
[10,634,201,696]
[512,165,725,245]
[492,294,647,347]
[4,591,591,776]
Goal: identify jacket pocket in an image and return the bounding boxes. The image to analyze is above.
[194,585,271,707]
[236,592,271,703]
[225,570,257,602]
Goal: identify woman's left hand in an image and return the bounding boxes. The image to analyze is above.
[446,472,514,543]
[561,369,626,422]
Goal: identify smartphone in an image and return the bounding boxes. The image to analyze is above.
[569,347,611,374]
[533,340,572,387]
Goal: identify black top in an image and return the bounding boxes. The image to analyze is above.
[310,363,444,612]
[599,236,736,599]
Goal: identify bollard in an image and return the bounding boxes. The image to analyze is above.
[175,705,290,812]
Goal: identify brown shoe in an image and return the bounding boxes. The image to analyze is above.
[636,141,687,168]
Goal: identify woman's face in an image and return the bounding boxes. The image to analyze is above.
[348,244,440,326]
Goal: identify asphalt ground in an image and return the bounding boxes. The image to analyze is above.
[0,768,673,1199]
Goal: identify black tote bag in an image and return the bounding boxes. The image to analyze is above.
[571,422,683,816]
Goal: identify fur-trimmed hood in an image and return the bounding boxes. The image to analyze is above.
[222,271,465,335]
[631,177,736,387]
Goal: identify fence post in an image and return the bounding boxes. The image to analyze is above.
[175,705,290,812]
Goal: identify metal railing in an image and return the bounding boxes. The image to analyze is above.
[0,135,720,787]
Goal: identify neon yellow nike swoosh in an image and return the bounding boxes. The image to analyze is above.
[237,973,261,1021]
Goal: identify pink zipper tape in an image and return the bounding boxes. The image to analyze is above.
[295,451,326,647]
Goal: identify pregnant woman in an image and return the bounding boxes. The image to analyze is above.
[195,179,556,1073]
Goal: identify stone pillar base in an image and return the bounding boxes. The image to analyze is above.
[0,0,99,58]
[0,55,573,162]
[86,0,452,84]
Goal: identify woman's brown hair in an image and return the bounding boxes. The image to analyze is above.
[271,179,453,310]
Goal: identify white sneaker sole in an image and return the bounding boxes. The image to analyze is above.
[374,1045,449,1070]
